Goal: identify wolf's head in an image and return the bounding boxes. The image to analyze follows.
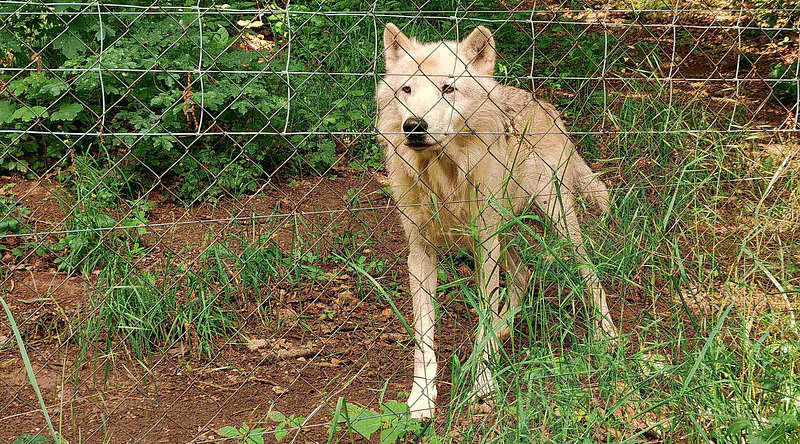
[378,24,498,152]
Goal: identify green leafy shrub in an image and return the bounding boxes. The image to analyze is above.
[0,183,29,239]
[770,61,799,107]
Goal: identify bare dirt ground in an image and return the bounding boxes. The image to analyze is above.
[0,168,676,443]
[4,160,793,442]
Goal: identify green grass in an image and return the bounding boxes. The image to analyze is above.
[53,149,152,276]
[435,310,800,443]
[74,226,329,362]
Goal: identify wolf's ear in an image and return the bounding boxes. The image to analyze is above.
[384,23,413,64]
[461,26,496,75]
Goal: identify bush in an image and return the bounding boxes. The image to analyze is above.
[770,61,799,108]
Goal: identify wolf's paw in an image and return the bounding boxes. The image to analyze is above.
[473,365,497,402]
[470,367,498,416]
[408,383,437,419]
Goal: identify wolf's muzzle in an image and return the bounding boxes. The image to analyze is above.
[403,117,432,150]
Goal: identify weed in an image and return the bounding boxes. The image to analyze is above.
[0,183,40,259]
[216,399,429,444]
[82,257,175,360]
[267,411,306,442]
[332,398,429,443]
[80,253,238,360]
[0,183,29,237]
[175,271,238,358]
[11,436,48,444]
[54,149,152,275]
[218,423,269,444]
[348,254,391,299]
[770,60,799,107]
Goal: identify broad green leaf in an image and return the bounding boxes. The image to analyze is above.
[8,77,32,96]
[50,103,84,121]
[12,106,49,121]
[12,434,49,444]
[54,35,85,58]
[0,100,17,124]
[217,426,239,438]
[345,405,382,439]
[247,431,264,444]
[381,426,403,444]
[268,411,286,422]
[381,400,408,416]
[38,80,70,98]
[274,424,288,442]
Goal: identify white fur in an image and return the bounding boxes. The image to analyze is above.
[377,24,617,419]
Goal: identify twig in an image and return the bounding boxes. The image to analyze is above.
[258,347,319,365]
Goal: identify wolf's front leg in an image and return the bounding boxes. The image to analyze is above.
[407,242,438,419]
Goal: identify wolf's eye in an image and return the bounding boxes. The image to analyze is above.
[441,84,455,94]
[401,85,412,94]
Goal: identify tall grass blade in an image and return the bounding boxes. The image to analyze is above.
[0,295,59,442]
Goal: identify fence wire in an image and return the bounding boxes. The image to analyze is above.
[0,0,799,442]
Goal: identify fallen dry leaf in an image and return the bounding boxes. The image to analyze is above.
[246,338,269,352]
[278,307,298,318]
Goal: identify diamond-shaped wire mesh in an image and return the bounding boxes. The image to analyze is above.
[1,0,798,442]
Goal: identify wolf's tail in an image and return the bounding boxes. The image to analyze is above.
[574,161,611,214]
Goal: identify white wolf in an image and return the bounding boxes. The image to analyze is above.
[376,23,617,419]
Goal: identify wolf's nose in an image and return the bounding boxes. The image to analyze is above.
[403,118,428,136]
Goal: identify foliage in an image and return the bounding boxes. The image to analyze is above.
[218,423,269,444]
[0,183,29,241]
[76,225,329,359]
[751,0,800,28]
[11,436,49,444]
[0,0,384,201]
[331,398,427,443]
[53,149,152,275]
[770,60,799,107]
[266,411,306,442]
[217,399,428,444]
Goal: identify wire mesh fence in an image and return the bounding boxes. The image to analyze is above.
[0,0,798,442]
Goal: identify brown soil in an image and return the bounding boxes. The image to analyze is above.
[5,157,791,442]
[0,166,674,443]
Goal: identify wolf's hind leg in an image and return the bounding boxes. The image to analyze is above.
[472,227,503,406]
[534,187,616,338]
[497,245,530,341]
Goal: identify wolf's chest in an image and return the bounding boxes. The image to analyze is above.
[416,156,471,204]
[408,160,475,245]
